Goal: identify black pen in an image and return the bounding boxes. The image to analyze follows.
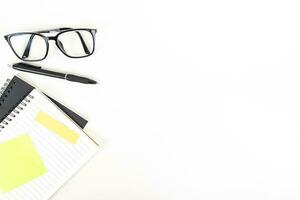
[9,63,98,84]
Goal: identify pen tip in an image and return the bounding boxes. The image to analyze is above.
[88,79,98,84]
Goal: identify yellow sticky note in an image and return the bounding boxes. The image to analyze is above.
[36,111,80,144]
[0,134,47,192]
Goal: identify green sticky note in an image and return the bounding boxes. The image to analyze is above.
[0,134,48,192]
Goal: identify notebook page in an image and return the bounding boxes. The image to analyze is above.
[0,89,98,200]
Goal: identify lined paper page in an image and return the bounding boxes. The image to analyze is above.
[0,89,98,200]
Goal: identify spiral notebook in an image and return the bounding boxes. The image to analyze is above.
[0,76,99,200]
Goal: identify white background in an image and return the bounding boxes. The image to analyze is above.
[0,0,300,199]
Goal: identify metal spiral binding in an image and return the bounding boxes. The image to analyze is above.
[0,94,34,132]
[0,79,11,96]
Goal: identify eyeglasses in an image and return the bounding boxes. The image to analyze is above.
[4,28,97,62]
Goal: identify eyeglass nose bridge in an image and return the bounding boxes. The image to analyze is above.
[48,36,57,41]
[47,36,66,53]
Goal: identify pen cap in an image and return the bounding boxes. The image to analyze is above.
[13,63,42,70]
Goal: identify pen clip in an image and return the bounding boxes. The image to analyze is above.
[14,63,42,70]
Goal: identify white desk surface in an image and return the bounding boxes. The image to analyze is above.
[1,0,300,199]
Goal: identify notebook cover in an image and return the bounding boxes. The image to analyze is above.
[0,76,88,129]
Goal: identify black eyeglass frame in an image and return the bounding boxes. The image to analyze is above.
[4,28,97,62]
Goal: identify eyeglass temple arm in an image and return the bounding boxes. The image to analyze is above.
[74,31,90,54]
[22,28,90,59]
[21,34,35,59]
